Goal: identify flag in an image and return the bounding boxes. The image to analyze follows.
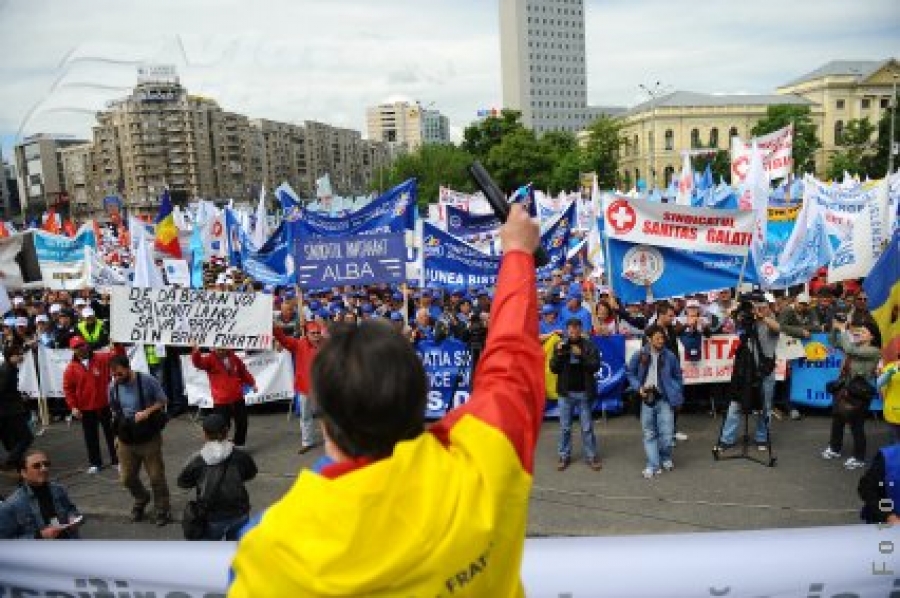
[190,213,205,289]
[0,222,9,239]
[316,174,333,214]
[62,219,77,237]
[252,184,269,249]
[133,230,164,288]
[863,230,900,359]
[743,141,771,283]
[275,182,302,222]
[41,209,61,234]
[154,190,182,258]
[676,152,693,206]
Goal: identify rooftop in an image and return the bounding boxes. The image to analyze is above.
[624,91,813,117]
[780,59,890,88]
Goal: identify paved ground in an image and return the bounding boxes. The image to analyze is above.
[0,404,885,540]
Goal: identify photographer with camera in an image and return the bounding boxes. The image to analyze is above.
[626,324,684,478]
[550,318,602,471]
[715,295,781,453]
[822,318,881,470]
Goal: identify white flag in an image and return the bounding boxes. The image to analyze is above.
[676,152,693,206]
[252,185,268,249]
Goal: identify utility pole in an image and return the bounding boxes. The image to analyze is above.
[639,82,667,190]
[889,71,898,177]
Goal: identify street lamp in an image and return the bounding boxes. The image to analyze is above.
[639,82,668,190]
[888,70,899,177]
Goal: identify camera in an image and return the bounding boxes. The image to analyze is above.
[733,299,757,331]
[642,386,660,406]
[834,312,848,323]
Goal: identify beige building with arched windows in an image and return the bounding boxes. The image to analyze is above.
[615,58,899,188]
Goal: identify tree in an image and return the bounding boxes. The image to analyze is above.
[751,105,821,174]
[484,128,552,193]
[539,130,583,193]
[375,144,476,209]
[581,115,623,189]
[692,149,731,183]
[461,110,526,160]
[826,117,877,180]
[866,91,900,177]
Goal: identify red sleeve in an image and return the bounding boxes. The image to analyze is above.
[191,349,208,370]
[62,364,78,410]
[238,358,255,387]
[429,251,546,473]
[273,326,298,352]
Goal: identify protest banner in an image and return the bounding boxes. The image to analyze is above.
[180,350,293,408]
[730,124,793,182]
[33,225,96,290]
[543,334,626,417]
[30,345,149,399]
[290,179,416,237]
[417,336,473,418]
[422,223,500,288]
[0,231,43,290]
[294,232,407,287]
[445,204,500,237]
[109,287,274,350]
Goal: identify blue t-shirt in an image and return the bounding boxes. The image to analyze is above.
[108,372,167,417]
[558,305,593,332]
[539,318,563,337]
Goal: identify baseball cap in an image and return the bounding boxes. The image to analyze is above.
[15,317,28,327]
[305,321,323,333]
[69,336,87,349]
[541,305,557,316]
[566,317,583,327]
[82,307,95,318]
[49,304,62,314]
[2,317,15,327]
[389,311,404,322]
[685,299,701,309]
[12,297,24,305]
[796,292,811,304]
[74,298,87,307]
[35,314,49,323]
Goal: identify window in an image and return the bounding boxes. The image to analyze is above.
[861,98,870,109]
[883,98,891,109]
[836,99,845,110]
[690,128,700,149]
[663,165,675,185]
[729,126,739,140]
[665,129,674,150]
[634,134,639,153]
[709,127,719,148]
[834,120,844,144]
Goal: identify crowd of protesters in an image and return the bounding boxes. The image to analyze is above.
[0,249,897,538]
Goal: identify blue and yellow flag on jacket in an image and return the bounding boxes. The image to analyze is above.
[863,230,900,360]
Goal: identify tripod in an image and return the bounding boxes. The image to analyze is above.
[711,397,777,467]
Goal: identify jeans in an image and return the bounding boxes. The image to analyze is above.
[214,400,248,447]
[117,434,171,515]
[557,392,597,461]
[0,413,33,467]
[641,400,674,471]
[720,373,776,445]
[206,514,249,541]
[829,412,866,460]
[295,392,318,447]
[81,407,118,468]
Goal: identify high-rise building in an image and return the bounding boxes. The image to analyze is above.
[366,101,451,150]
[0,149,10,220]
[500,0,589,134]
[59,143,94,218]
[13,133,89,218]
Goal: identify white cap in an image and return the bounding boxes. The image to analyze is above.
[685,299,701,308]
[215,274,226,284]
[224,277,234,284]
[74,298,87,306]
[49,304,62,314]
[12,297,24,305]
[82,307,95,318]
[796,292,811,304]
[764,292,776,304]
[3,317,14,327]
[35,314,49,323]
[15,317,28,327]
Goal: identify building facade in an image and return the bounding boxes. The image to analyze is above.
[58,143,93,218]
[500,0,590,134]
[13,134,89,218]
[366,101,451,150]
[617,58,899,188]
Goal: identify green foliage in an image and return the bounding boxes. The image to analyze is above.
[375,144,476,207]
[867,93,899,178]
[826,117,877,180]
[692,149,731,183]
[461,110,526,160]
[751,105,821,174]
[581,115,623,189]
[485,129,552,192]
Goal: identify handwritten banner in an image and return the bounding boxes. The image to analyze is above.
[109,287,273,350]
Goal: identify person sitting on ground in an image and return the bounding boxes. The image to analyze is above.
[177,414,258,540]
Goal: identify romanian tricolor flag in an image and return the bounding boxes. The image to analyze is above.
[864,230,900,360]
[154,189,182,258]
[41,208,61,234]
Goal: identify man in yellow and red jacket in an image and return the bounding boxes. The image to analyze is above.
[191,346,257,447]
[229,204,545,597]
[62,336,122,474]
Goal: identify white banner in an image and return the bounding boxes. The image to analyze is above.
[626,334,788,384]
[0,231,43,290]
[109,287,274,350]
[161,259,190,286]
[180,350,293,408]
[33,225,96,290]
[30,346,148,399]
[602,194,755,256]
[731,124,793,183]
[0,526,895,597]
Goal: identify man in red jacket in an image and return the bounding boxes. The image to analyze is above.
[273,321,323,453]
[190,346,257,447]
[62,336,118,474]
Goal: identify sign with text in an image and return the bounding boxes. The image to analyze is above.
[293,232,407,287]
[417,337,472,418]
[181,350,293,408]
[109,287,273,350]
[731,124,793,182]
[603,194,754,257]
[33,225,96,290]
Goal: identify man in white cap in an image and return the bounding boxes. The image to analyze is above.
[77,307,109,352]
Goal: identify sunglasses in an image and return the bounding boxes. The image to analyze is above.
[29,460,51,470]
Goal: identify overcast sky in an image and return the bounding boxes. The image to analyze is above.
[1,0,898,159]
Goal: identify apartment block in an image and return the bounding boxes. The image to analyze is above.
[13,134,89,218]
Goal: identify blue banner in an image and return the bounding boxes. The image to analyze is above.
[417,337,472,418]
[289,179,416,238]
[607,238,747,304]
[224,208,250,268]
[536,201,576,280]
[423,223,500,288]
[242,222,295,286]
[790,333,882,411]
[294,232,407,288]
[33,227,96,263]
[445,204,500,236]
[544,334,626,417]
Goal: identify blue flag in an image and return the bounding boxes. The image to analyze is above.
[290,179,416,238]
